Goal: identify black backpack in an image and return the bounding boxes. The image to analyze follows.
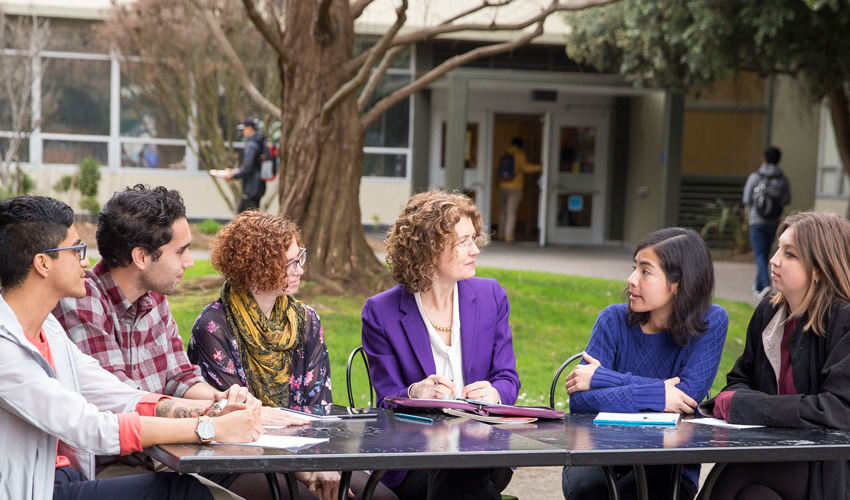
[498,153,516,182]
[753,172,787,218]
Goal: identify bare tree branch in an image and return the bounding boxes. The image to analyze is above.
[357,45,403,112]
[343,50,370,77]
[438,0,514,27]
[240,0,289,62]
[321,0,407,124]
[350,0,377,20]
[391,0,618,47]
[362,21,544,127]
[200,7,281,119]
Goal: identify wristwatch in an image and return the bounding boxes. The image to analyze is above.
[196,416,215,443]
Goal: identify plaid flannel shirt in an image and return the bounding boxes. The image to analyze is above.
[53,260,204,396]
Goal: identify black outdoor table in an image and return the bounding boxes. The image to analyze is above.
[148,410,850,500]
[147,409,565,500]
[515,413,850,500]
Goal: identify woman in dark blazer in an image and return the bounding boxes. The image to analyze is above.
[705,211,850,500]
[362,189,520,500]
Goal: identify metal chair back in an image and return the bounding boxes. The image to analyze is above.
[346,345,375,408]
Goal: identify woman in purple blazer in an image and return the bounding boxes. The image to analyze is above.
[362,190,520,500]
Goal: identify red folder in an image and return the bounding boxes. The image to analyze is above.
[384,396,565,419]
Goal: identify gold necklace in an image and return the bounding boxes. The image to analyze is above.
[424,311,452,332]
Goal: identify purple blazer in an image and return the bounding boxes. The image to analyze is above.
[361,277,520,487]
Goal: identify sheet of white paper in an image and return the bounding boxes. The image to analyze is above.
[594,412,680,425]
[214,435,328,450]
[681,418,764,429]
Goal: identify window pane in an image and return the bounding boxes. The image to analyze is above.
[43,58,110,135]
[364,74,410,148]
[121,143,186,169]
[120,67,183,139]
[45,19,100,54]
[43,140,107,165]
[0,138,29,163]
[559,126,596,174]
[362,153,406,178]
[353,38,411,70]
[820,168,838,196]
[556,193,593,227]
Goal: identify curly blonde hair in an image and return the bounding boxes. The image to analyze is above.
[210,211,303,293]
[386,190,486,293]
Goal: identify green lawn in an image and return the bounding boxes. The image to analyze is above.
[169,264,754,409]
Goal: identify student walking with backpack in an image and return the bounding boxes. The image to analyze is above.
[224,116,273,213]
[497,137,541,242]
[743,146,791,298]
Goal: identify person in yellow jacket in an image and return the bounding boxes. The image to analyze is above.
[498,137,541,241]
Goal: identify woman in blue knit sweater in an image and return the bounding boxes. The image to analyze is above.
[561,227,729,500]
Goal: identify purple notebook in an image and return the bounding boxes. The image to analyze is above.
[384,396,565,419]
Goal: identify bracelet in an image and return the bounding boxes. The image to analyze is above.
[407,382,416,399]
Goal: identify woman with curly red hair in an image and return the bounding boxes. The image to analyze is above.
[362,190,520,500]
[188,210,396,500]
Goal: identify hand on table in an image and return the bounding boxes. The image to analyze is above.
[664,377,696,414]
[409,375,456,399]
[565,352,600,394]
[461,380,500,403]
[212,407,263,442]
[215,385,261,415]
[260,406,310,426]
[294,471,354,500]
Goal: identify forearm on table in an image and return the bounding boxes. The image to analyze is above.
[155,396,216,418]
[139,416,199,448]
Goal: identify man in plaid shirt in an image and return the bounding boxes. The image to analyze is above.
[53,185,305,421]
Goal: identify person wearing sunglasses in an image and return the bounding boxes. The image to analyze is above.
[187,210,397,500]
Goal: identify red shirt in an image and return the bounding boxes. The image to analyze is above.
[778,316,802,396]
[24,330,162,468]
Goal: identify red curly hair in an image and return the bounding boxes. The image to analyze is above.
[210,211,303,293]
[386,190,486,293]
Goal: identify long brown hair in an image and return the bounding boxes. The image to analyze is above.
[770,211,850,335]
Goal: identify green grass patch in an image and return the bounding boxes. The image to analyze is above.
[169,263,754,409]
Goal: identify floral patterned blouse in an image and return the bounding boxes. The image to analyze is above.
[187,300,332,409]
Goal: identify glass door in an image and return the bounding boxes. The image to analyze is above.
[544,112,609,245]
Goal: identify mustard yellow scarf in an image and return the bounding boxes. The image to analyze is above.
[221,283,305,407]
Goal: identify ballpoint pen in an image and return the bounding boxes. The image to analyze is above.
[394,412,434,424]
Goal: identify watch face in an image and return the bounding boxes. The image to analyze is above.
[197,419,216,441]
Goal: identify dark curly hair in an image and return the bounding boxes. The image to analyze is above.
[0,196,75,289]
[210,211,303,293]
[625,227,715,347]
[97,184,186,268]
[386,190,486,293]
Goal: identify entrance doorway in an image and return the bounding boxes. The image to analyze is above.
[491,113,543,242]
[542,111,610,245]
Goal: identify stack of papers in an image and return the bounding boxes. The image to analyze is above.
[593,412,680,426]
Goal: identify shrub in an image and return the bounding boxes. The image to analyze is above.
[199,219,221,235]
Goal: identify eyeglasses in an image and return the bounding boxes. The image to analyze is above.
[285,247,307,273]
[40,243,87,261]
[456,236,486,250]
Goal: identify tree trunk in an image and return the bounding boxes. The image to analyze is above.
[827,87,850,220]
[278,1,389,295]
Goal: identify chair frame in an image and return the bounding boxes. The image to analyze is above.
[346,345,375,408]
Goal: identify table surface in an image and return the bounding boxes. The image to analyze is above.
[148,411,850,474]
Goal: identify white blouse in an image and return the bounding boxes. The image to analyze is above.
[414,282,464,396]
